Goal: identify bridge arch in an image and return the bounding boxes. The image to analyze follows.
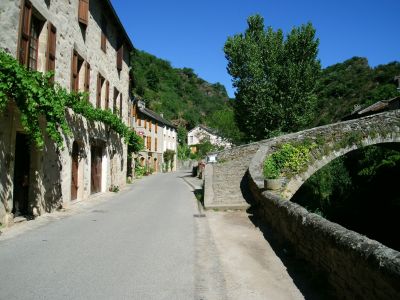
[246,109,400,299]
[249,109,400,200]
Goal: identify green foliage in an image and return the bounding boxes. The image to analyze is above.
[135,163,145,178]
[315,58,400,125]
[109,185,120,193]
[130,49,237,143]
[177,126,187,144]
[177,143,191,160]
[263,142,316,179]
[0,50,143,152]
[263,158,280,179]
[163,149,175,171]
[224,14,320,142]
[208,107,243,144]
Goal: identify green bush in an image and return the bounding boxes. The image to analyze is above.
[263,142,316,179]
[263,159,280,179]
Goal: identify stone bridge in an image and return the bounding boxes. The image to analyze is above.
[204,109,400,299]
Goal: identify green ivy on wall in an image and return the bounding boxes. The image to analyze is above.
[0,50,143,153]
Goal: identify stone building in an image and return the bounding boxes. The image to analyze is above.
[0,0,133,226]
[130,99,177,172]
[188,125,231,153]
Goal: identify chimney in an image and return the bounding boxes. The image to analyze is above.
[160,113,164,118]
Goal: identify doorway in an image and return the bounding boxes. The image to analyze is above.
[71,141,79,201]
[91,145,102,194]
[12,133,31,216]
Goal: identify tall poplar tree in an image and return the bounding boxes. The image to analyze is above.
[224,15,321,141]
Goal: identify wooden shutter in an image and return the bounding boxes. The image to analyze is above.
[84,62,90,93]
[155,138,158,152]
[119,94,122,118]
[105,81,109,109]
[155,122,158,134]
[149,120,152,132]
[78,0,89,26]
[96,74,102,108]
[101,32,106,52]
[46,22,57,77]
[19,1,32,65]
[117,44,123,71]
[71,51,78,92]
[144,119,147,129]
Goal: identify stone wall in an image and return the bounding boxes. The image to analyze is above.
[204,142,262,209]
[248,178,400,299]
[247,110,400,299]
[0,0,131,225]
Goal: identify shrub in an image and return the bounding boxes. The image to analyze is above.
[263,142,316,179]
[263,159,280,179]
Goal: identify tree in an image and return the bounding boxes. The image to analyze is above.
[224,15,321,141]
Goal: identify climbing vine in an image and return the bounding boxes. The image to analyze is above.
[0,50,143,152]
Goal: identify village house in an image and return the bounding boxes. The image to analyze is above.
[0,0,133,226]
[187,125,231,153]
[130,99,177,172]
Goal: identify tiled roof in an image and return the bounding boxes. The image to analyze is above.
[138,107,176,129]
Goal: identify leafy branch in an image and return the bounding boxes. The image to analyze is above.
[0,50,143,152]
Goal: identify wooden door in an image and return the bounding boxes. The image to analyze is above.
[13,133,30,216]
[71,142,79,200]
[91,146,102,194]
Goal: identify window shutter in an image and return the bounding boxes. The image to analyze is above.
[155,123,158,134]
[46,22,57,77]
[101,32,106,52]
[117,44,123,71]
[71,51,78,92]
[78,0,89,26]
[155,138,158,152]
[19,1,32,65]
[84,62,90,93]
[105,81,109,109]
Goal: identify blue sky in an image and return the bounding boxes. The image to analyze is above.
[111,0,399,98]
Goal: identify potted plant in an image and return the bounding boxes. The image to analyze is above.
[263,158,283,190]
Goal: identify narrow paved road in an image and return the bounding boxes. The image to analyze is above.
[0,172,198,299]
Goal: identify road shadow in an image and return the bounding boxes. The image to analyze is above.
[240,171,336,300]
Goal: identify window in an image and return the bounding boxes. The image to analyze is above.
[138,117,141,127]
[19,2,45,71]
[19,1,32,66]
[116,43,123,71]
[146,136,151,150]
[27,17,41,70]
[96,73,105,108]
[155,122,158,134]
[78,0,89,26]
[149,120,152,132]
[100,16,107,52]
[46,22,56,76]
[71,51,84,92]
[155,138,158,152]
[144,119,147,129]
[84,62,90,93]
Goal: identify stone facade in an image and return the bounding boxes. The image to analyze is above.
[130,100,177,172]
[0,0,133,226]
[188,125,231,152]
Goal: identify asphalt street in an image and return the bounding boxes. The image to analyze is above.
[0,171,198,300]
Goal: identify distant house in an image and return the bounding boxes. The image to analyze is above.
[342,96,400,121]
[187,125,231,153]
[129,99,177,171]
